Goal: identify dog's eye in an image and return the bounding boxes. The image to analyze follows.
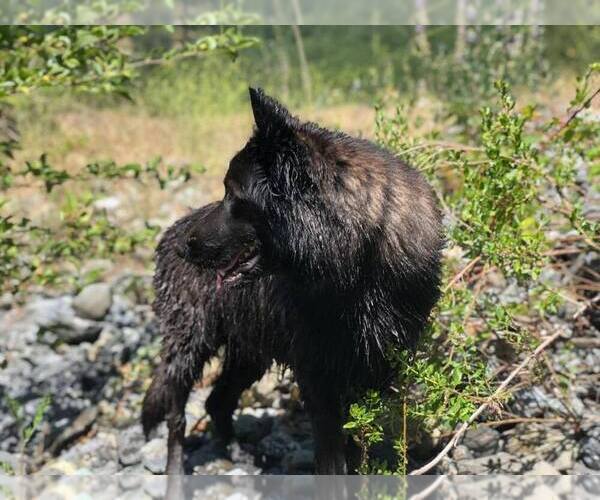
[225,191,243,216]
[230,197,249,219]
[230,196,261,224]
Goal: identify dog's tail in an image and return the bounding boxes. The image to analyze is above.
[142,363,170,439]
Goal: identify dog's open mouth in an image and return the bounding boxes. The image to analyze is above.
[216,243,260,291]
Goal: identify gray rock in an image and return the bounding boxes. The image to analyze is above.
[452,444,473,461]
[568,394,586,418]
[73,283,112,321]
[529,484,561,500]
[553,448,574,472]
[27,296,102,345]
[573,462,600,495]
[509,387,569,418]
[54,323,103,345]
[257,432,301,466]
[184,388,209,434]
[118,474,143,490]
[437,455,458,474]
[580,435,600,470]
[454,452,524,474]
[249,371,280,407]
[283,449,315,473]
[504,424,567,460]
[0,308,38,350]
[142,475,167,499]
[462,426,500,456]
[193,458,235,475]
[141,438,167,474]
[118,425,146,466]
[233,414,272,444]
[527,460,560,475]
[42,430,117,475]
[498,281,527,305]
[0,358,35,400]
[574,460,600,475]
[48,407,98,455]
[224,467,251,475]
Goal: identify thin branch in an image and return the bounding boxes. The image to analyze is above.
[409,327,564,475]
[570,336,600,348]
[574,294,600,319]
[408,475,447,500]
[477,416,564,428]
[443,256,481,293]
[425,140,482,152]
[561,86,600,129]
[129,49,212,69]
[546,86,600,143]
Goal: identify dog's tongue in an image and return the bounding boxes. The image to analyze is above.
[216,270,224,292]
[215,251,244,293]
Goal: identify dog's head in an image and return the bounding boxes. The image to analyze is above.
[182,87,437,292]
[181,88,376,290]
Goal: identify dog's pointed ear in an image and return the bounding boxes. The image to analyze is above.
[249,87,293,132]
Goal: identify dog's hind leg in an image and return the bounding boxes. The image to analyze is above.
[142,333,212,476]
[165,383,192,475]
[164,381,192,500]
[165,346,215,477]
[205,356,267,446]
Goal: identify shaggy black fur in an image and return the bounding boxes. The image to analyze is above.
[142,88,444,478]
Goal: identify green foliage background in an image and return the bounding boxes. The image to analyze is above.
[0,8,598,473]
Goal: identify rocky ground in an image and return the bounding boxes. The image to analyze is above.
[0,273,599,488]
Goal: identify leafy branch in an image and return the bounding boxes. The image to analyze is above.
[0,23,259,295]
[356,65,599,473]
[409,327,564,475]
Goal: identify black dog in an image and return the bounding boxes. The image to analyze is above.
[142,88,443,476]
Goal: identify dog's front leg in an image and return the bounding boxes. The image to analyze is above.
[311,409,347,474]
[300,380,347,474]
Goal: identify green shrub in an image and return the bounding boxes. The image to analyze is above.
[0,24,257,296]
[345,65,599,473]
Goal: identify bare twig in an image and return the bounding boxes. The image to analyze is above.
[444,256,481,293]
[544,247,585,257]
[426,140,482,152]
[550,86,600,141]
[409,475,447,500]
[479,416,564,428]
[574,294,600,319]
[570,337,600,348]
[129,49,211,69]
[409,328,564,475]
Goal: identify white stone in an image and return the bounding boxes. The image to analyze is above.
[528,460,560,475]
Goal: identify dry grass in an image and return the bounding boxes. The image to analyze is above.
[9,76,584,231]
[8,101,377,239]
[16,102,376,174]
